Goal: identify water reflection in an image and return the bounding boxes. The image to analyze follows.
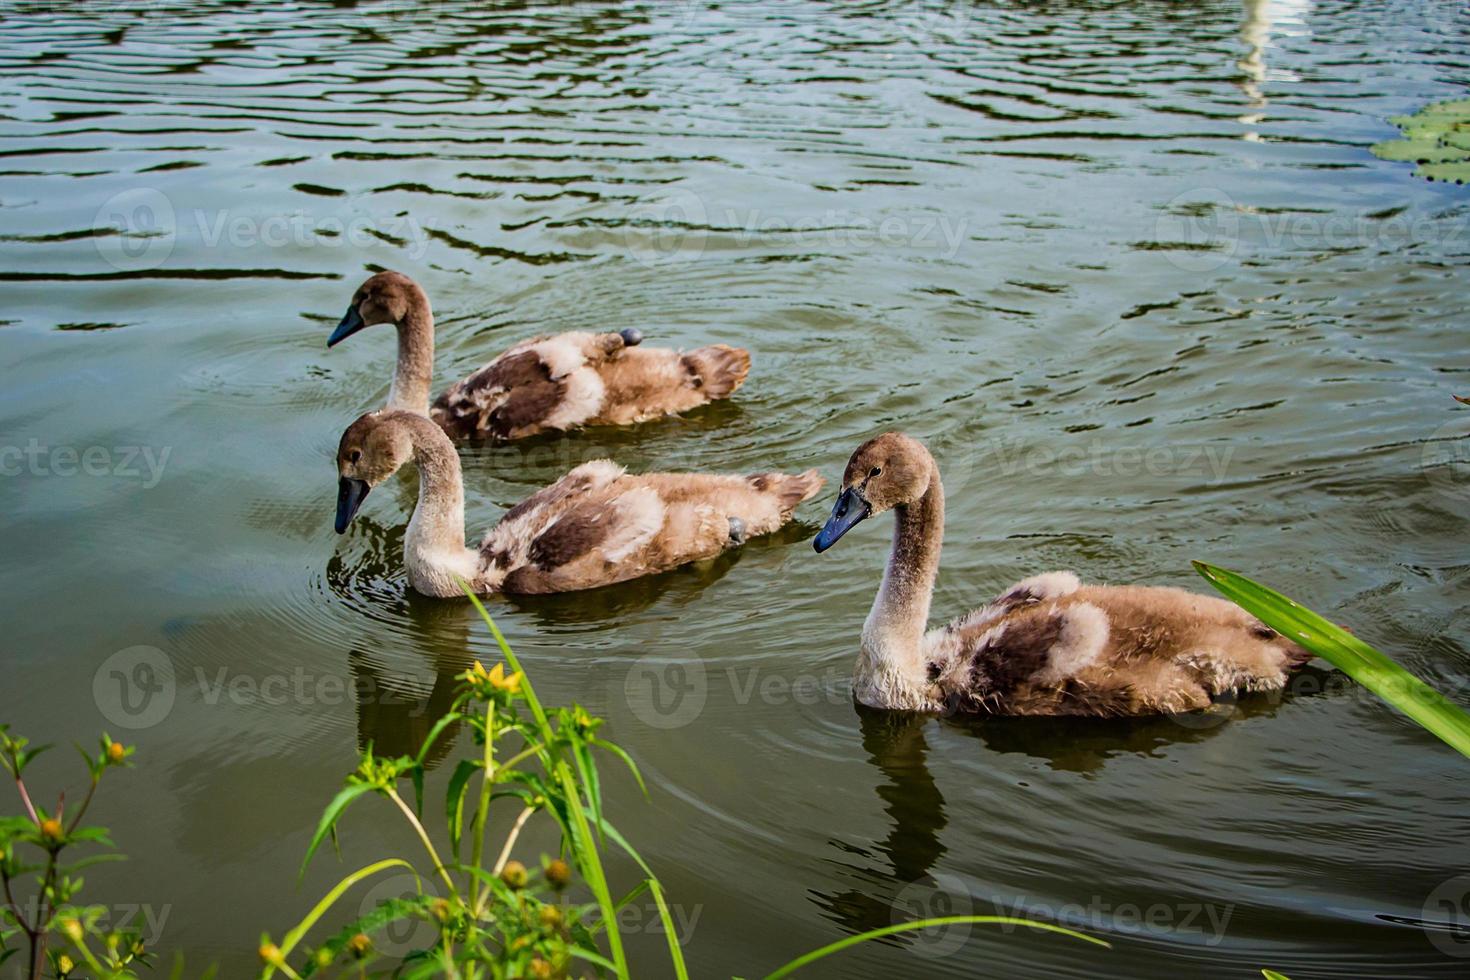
[810,710,947,941]
[1238,0,1313,135]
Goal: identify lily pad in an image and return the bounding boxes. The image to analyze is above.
[1371,97,1470,184]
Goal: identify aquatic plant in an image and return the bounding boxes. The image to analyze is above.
[1194,562,1470,759]
[1370,98,1470,184]
[0,727,150,980]
[260,587,690,979]
[265,588,1098,978]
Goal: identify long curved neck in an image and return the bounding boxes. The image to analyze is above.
[857,460,944,710]
[400,418,480,597]
[388,292,434,415]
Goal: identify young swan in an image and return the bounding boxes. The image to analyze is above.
[335,410,823,598]
[811,432,1310,716]
[328,271,751,440]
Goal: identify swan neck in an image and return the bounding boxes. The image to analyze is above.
[388,295,434,415]
[402,422,480,596]
[857,460,944,709]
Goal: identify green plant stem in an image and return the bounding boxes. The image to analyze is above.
[467,701,495,914]
[386,790,460,904]
[11,770,38,827]
[490,806,535,880]
[461,588,631,980]
[65,777,99,834]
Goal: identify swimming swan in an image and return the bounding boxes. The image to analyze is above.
[328,271,750,441]
[335,410,822,597]
[812,432,1310,716]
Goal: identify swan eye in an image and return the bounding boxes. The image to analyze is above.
[350,450,362,463]
[869,467,881,478]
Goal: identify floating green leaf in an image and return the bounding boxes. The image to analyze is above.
[1371,97,1470,184]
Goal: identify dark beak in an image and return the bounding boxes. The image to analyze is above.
[618,327,644,347]
[813,487,870,553]
[327,306,366,347]
[335,477,370,533]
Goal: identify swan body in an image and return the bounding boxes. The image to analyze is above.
[812,432,1310,716]
[329,271,750,441]
[335,410,822,598]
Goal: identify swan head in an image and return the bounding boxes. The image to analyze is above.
[333,411,416,532]
[813,432,934,553]
[328,270,424,347]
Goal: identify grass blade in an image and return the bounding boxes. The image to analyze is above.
[761,916,1109,979]
[1193,562,1470,759]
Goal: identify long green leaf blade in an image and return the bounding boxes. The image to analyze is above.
[761,916,1108,979]
[298,784,375,880]
[1193,561,1470,759]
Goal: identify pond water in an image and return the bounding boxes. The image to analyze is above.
[1,0,1468,975]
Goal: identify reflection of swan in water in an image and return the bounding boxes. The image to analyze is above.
[809,666,1337,939]
[348,593,480,770]
[809,710,948,941]
[1238,0,1312,136]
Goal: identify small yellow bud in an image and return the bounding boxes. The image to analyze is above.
[501,859,528,889]
[528,957,554,980]
[431,898,452,922]
[107,741,126,764]
[40,818,63,842]
[538,904,563,929]
[545,858,572,890]
[313,948,334,969]
[348,933,372,958]
[258,942,282,966]
[59,917,84,943]
[57,954,75,976]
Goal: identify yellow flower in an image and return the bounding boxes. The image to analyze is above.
[258,942,282,966]
[40,818,63,842]
[348,933,372,958]
[545,859,572,890]
[106,741,126,764]
[486,663,523,694]
[59,918,84,943]
[57,954,75,976]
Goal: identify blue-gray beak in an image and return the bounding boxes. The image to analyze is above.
[336,477,370,533]
[328,306,366,347]
[813,487,870,553]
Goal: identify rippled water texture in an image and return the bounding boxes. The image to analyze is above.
[1,0,1468,975]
